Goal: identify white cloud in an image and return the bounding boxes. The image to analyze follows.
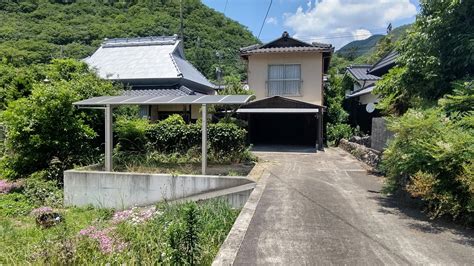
[266,17,278,25]
[352,29,372,41]
[283,0,417,48]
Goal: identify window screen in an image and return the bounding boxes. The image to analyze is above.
[267,64,301,96]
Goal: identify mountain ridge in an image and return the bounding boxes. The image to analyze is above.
[336,24,412,60]
[0,0,259,80]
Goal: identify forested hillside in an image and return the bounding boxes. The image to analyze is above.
[335,24,411,65]
[0,0,258,79]
[336,34,384,60]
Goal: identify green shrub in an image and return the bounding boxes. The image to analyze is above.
[218,116,248,129]
[144,115,200,153]
[327,123,353,146]
[208,122,247,156]
[0,193,33,216]
[382,108,473,223]
[115,117,149,152]
[23,171,63,207]
[115,115,250,163]
[0,59,118,180]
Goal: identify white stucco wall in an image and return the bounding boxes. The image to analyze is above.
[246,52,324,105]
[359,93,379,105]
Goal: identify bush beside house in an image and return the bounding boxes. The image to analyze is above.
[1,59,120,181]
[382,84,473,223]
[115,114,251,165]
[330,1,473,224]
[373,0,474,225]
[324,69,354,145]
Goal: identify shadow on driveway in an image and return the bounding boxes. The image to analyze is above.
[251,145,317,153]
[370,192,474,247]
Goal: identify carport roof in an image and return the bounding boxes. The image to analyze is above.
[237,96,324,113]
[73,95,253,106]
[237,108,320,113]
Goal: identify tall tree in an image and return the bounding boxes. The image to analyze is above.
[374,0,474,114]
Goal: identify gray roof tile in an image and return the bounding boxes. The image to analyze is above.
[346,65,381,81]
[84,36,214,90]
[368,50,398,76]
[240,32,333,55]
[122,86,203,97]
[172,55,214,88]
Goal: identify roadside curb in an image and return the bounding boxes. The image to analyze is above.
[212,171,271,265]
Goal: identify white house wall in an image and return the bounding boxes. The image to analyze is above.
[359,93,379,105]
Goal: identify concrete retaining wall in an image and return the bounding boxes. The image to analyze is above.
[64,170,254,209]
[371,117,394,151]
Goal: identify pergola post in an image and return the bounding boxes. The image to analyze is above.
[105,104,114,171]
[201,104,207,175]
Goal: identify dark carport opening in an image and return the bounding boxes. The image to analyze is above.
[248,113,317,146]
[237,96,325,150]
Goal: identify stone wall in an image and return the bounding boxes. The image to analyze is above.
[348,136,371,148]
[371,117,394,151]
[64,170,254,209]
[339,139,381,169]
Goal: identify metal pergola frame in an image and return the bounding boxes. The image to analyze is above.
[74,95,253,174]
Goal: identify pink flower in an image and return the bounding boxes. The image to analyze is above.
[112,206,159,225]
[111,209,133,224]
[0,180,18,194]
[78,226,127,254]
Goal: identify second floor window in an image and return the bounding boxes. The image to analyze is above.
[267,64,301,96]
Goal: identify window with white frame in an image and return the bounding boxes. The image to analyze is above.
[267,64,301,96]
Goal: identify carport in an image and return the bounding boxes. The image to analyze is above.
[73,94,253,174]
[237,96,324,150]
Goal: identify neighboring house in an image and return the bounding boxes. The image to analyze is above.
[344,65,380,103]
[84,35,215,122]
[344,51,398,132]
[238,31,334,148]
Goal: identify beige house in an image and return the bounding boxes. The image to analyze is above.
[238,32,334,149]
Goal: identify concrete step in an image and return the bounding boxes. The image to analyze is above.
[171,183,256,208]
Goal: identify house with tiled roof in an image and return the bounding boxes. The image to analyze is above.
[345,65,381,105]
[84,35,215,121]
[237,31,334,149]
[344,51,399,132]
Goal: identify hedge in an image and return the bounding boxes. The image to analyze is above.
[115,115,248,158]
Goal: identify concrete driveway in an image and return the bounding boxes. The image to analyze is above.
[233,148,473,265]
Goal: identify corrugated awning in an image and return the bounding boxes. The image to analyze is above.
[237,108,319,113]
[73,95,253,106]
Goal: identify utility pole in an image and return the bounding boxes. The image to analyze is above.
[215,51,223,88]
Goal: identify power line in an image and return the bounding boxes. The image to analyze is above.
[223,0,229,15]
[259,27,390,42]
[258,0,273,39]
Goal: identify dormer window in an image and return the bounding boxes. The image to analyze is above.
[267,64,301,96]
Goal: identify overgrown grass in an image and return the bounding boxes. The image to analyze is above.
[0,198,239,264]
[112,150,256,176]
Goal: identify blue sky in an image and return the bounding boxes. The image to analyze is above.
[202,0,420,49]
